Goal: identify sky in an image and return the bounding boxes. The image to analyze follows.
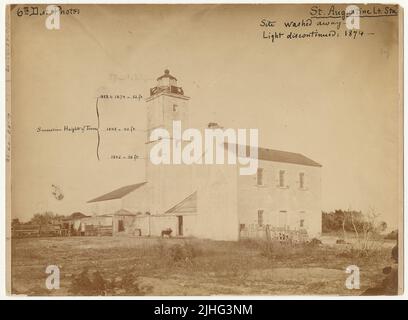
[10,4,402,229]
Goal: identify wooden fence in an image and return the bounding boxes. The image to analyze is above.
[239,224,309,243]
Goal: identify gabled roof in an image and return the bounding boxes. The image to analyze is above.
[63,212,89,220]
[114,209,136,216]
[165,192,197,214]
[225,144,322,167]
[113,209,147,216]
[257,147,322,167]
[87,182,147,203]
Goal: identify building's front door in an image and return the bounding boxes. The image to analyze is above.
[177,216,183,236]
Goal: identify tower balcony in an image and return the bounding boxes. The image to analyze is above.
[150,85,184,97]
[149,69,185,97]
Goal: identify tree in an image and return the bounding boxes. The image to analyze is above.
[322,209,366,233]
[29,211,63,225]
[350,207,387,256]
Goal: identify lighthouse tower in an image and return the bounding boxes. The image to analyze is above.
[145,70,193,215]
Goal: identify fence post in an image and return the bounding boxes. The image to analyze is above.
[266,225,271,241]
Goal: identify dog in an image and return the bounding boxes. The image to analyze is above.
[161,228,172,238]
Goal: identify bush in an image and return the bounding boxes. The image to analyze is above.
[168,244,185,262]
[69,267,149,296]
[168,242,202,263]
[384,230,398,240]
[70,268,103,295]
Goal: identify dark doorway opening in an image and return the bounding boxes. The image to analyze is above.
[177,216,183,236]
[118,219,124,232]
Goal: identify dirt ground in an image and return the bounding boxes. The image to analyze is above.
[10,235,397,296]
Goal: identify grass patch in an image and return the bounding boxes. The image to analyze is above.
[11,236,396,296]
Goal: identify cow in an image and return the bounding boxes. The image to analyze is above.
[161,228,173,238]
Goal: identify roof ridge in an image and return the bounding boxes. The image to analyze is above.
[87,182,147,203]
[224,143,322,167]
[165,191,197,214]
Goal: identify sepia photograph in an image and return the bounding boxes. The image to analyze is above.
[4,2,404,298]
